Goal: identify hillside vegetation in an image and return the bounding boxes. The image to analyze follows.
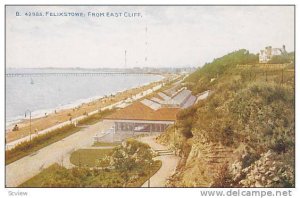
[268,52,294,64]
[157,49,295,187]
[20,139,161,187]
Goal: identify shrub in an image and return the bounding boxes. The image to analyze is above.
[271,138,288,154]
[268,54,291,64]
[211,163,233,187]
[241,152,260,169]
[176,106,197,139]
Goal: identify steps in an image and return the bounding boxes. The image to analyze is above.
[155,149,174,156]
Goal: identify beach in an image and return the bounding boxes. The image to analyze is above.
[5,74,174,144]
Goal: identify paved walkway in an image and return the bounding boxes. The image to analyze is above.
[138,135,180,187]
[5,121,113,187]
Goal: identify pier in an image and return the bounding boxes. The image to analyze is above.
[5,72,160,77]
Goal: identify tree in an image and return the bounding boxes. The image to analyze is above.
[268,55,290,64]
[110,139,154,186]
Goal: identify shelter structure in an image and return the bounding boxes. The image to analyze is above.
[103,86,196,133]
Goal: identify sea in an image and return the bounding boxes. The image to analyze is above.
[5,68,163,128]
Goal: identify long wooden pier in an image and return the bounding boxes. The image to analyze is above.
[5,72,160,77]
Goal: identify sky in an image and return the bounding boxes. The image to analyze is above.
[6,6,294,68]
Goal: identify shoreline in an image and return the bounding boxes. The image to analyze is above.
[6,74,173,144]
[6,74,164,130]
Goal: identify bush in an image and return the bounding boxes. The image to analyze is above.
[176,107,196,139]
[268,54,291,64]
[211,163,233,187]
[111,139,153,171]
[229,82,294,152]
[271,138,288,154]
[241,152,260,169]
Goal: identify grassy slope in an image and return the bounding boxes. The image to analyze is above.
[159,49,295,187]
[183,49,294,151]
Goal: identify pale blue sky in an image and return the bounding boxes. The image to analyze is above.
[6,6,294,68]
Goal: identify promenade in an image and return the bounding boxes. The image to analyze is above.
[6,121,113,187]
[6,83,163,150]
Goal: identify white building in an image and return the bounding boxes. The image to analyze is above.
[259,45,286,63]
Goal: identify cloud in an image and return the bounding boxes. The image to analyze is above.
[6,6,294,68]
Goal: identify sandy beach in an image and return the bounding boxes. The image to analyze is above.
[6,74,174,143]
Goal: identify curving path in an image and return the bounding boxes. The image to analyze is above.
[138,135,180,187]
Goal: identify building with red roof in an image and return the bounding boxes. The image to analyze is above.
[103,87,195,133]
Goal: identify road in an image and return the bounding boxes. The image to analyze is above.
[5,121,113,187]
[138,135,180,187]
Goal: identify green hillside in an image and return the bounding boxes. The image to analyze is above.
[158,49,295,187]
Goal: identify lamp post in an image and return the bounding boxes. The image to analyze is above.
[148,161,151,188]
[174,123,177,156]
[25,109,32,141]
[112,124,115,143]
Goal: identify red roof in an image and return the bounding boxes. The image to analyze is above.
[105,102,179,121]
